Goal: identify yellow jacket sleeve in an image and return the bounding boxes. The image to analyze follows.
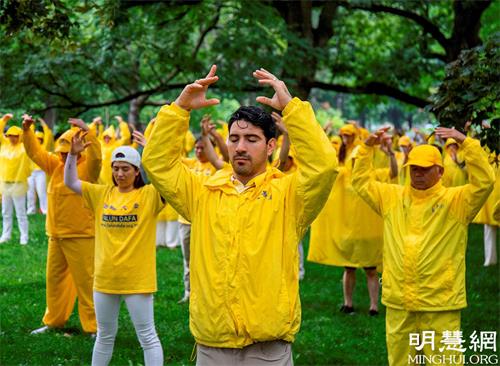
[117,121,131,146]
[41,123,54,151]
[0,116,7,145]
[142,103,203,221]
[282,98,338,236]
[84,129,102,183]
[144,120,154,141]
[88,121,104,141]
[352,144,402,216]
[450,137,495,223]
[23,128,60,175]
[184,129,196,155]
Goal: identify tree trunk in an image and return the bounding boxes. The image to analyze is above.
[43,97,57,129]
[128,95,148,129]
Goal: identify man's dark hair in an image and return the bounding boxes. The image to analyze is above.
[228,106,277,142]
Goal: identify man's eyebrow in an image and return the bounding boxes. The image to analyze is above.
[229,133,262,138]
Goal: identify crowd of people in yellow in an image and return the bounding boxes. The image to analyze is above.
[0,65,498,366]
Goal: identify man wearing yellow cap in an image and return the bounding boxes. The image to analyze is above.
[352,126,495,366]
[22,116,101,336]
[0,114,32,245]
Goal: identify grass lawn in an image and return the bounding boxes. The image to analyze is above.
[0,214,498,365]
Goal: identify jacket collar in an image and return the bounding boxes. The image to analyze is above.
[409,180,443,199]
[204,166,284,197]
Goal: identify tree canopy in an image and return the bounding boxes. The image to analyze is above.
[0,0,498,150]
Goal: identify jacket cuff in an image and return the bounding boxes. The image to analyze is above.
[358,143,374,155]
[282,97,302,117]
[170,102,191,117]
[461,136,479,150]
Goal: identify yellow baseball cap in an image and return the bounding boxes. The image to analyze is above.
[398,135,412,147]
[444,138,458,148]
[339,124,357,136]
[5,126,22,136]
[404,144,443,168]
[55,129,77,153]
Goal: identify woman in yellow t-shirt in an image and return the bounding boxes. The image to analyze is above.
[64,131,164,366]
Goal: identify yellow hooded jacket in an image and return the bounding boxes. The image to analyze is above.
[352,138,495,311]
[473,152,499,226]
[0,123,32,195]
[143,98,338,348]
[98,122,131,184]
[23,128,102,238]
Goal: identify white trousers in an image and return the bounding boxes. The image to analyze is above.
[156,220,180,248]
[484,224,498,266]
[299,241,305,280]
[1,193,28,243]
[27,170,47,214]
[91,291,163,366]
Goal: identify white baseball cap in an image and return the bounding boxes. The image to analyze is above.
[111,146,141,168]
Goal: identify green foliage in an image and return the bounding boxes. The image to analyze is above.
[0,0,75,38]
[0,0,497,134]
[430,34,500,153]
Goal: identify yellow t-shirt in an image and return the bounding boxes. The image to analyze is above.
[81,183,164,294]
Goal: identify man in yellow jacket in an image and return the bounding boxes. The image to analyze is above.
[143,65,337,365]
[22,116,101,336]
[352,127,495,366]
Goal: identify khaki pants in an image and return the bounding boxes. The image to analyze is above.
[197,341,293,366]
[386,308,463,366]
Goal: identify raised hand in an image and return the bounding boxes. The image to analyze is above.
[272,112,287,135]
[71,130,91,155]
[2,113,13,121]
[37,118,47,126]
[253,68,292,111]
[22,114,35,131]
[175,65,220,111]
[201,115,213,137]
[380,135,394,156]
[435,127,466,144]
[365,126,391,147]
[132,130,147,147]
[68,118,90,131]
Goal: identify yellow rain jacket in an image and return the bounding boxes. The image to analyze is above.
[143,98,337,348]
[98,122,131,184]
[30,123,54,171]
[442,144,468,187]
[474,152,499,226]
[144,119,195,156]
[23,128,102,238]
[309,165,385,269]
[352,138,495,311]
[0,125,32,196]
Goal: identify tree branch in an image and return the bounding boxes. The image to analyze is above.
[348,3,449,53]
[191,3,222,58]
[310,80,430,108]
